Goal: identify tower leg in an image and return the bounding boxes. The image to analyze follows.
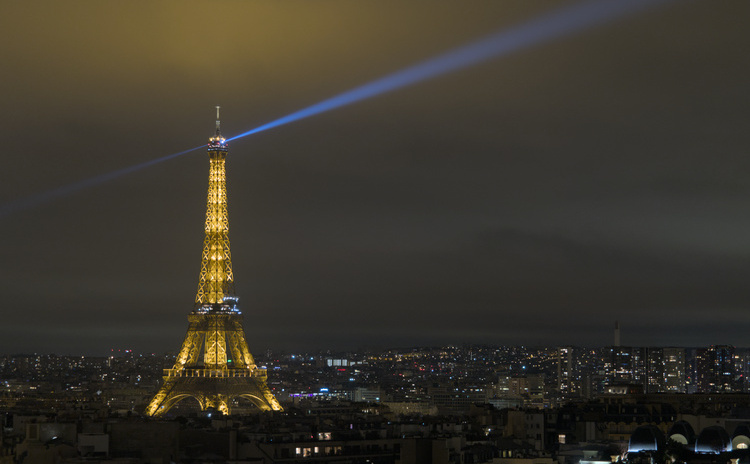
[145,375,281,416]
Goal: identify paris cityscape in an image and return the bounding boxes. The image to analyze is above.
[2,341,750,462]
[2,1,750,464]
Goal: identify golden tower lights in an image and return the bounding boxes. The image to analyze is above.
[145,108,282,416]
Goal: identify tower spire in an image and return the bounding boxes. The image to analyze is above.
[215,105,221,136]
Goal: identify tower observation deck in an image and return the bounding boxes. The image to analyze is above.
[145,108,283,416]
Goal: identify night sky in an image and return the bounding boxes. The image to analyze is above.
[1,1,749,355]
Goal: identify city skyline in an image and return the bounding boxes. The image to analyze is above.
[1,1,749,355]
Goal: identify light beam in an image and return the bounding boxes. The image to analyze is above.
[0,146,203,219]
[1,0,677,219]
[227,0,676,142]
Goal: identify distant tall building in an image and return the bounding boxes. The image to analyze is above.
[603,346,647,388]
[557,346,585,400]
[646,348,664,393]
[696,345,735,393]
[602,346,686,393]
[662,347,686,393]
[644,347,685,393]
[496,371,511,397]
[557,347,574,398]
[734,348,750,392]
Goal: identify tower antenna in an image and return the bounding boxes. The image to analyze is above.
[215,106,221,135]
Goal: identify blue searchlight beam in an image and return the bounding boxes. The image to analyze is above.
[228,0,675,142]
[1,0,676,219]
[0,146,203,219]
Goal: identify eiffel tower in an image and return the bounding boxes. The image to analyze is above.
[145,108,283,416]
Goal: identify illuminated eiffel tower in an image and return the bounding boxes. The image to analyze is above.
[145,108,282,416]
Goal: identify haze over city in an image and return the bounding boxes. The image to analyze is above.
[1,1,749,355]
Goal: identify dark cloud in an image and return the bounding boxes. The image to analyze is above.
[1,1,749,354]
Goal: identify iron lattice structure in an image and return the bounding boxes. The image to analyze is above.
[195,137,234,308]
[145,112,282,416]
